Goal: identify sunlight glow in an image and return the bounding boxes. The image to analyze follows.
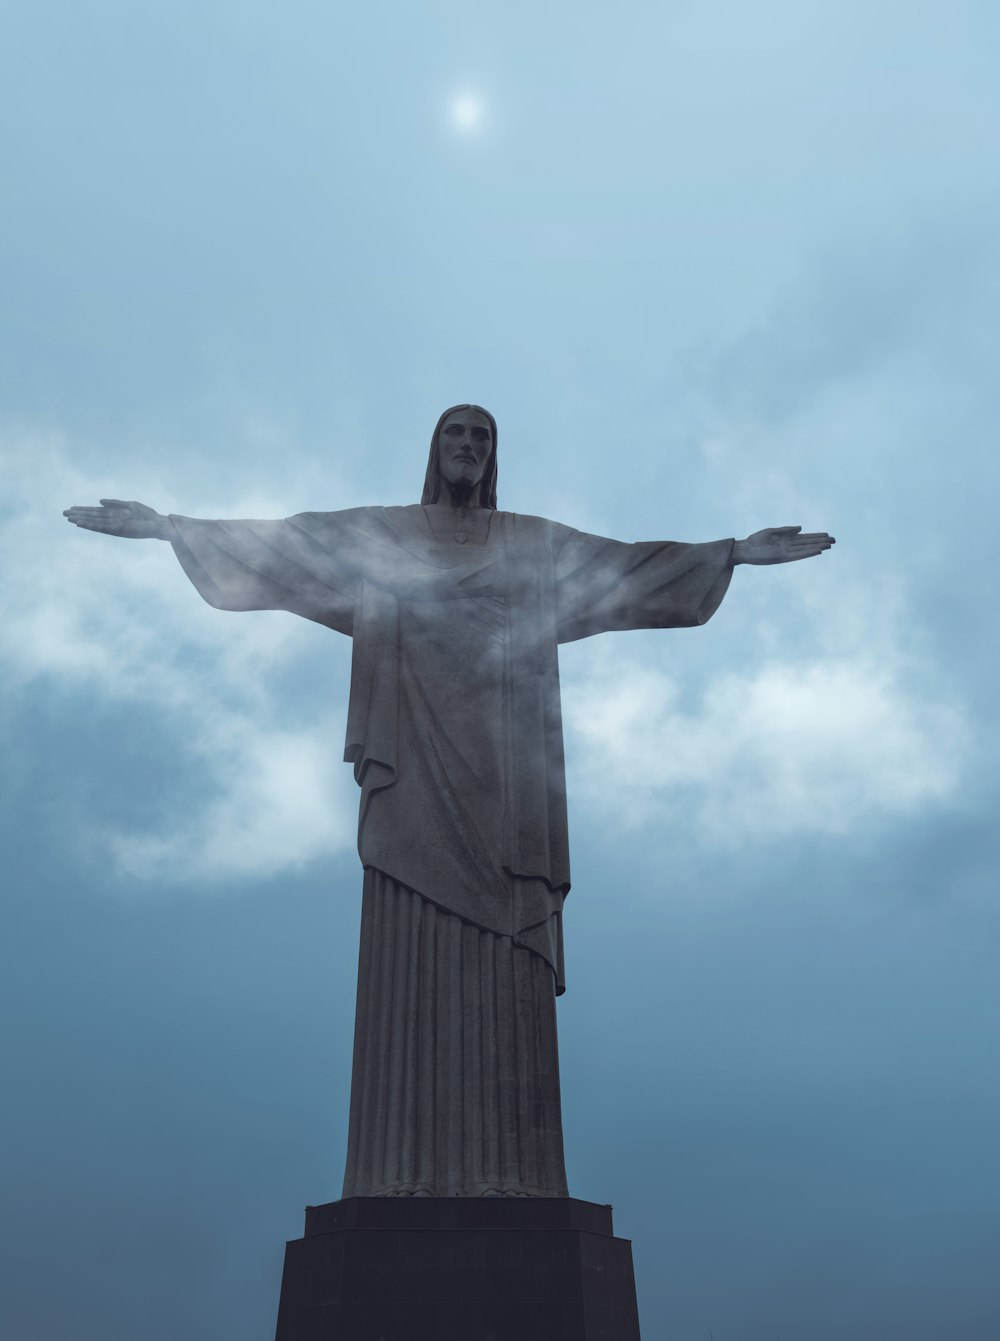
[451,94,484,134]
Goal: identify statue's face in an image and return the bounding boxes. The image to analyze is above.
[437,409,493,493]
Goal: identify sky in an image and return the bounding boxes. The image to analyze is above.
[1,1,999,1337]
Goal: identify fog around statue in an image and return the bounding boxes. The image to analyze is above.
[64,404,834,1200]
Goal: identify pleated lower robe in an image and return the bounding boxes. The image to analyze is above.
[342,869,569,1198]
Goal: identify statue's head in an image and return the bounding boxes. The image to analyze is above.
[421,404,498,509]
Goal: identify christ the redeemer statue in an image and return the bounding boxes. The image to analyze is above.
[65,404,834,1201]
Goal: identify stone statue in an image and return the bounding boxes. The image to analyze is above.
[64,404,834,1201]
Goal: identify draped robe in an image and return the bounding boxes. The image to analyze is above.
[168,503,734,1196]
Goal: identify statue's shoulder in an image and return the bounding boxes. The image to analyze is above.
[500,511,573,546]
[376,503,430,540]
[502,510,559,526]
[283,507,394,554]
[290,505,383,530]
[381,503,424,522]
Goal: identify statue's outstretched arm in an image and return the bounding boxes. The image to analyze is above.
[63,499,174,541]
[733,526,835,565]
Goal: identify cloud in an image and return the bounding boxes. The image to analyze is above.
[554,219,980,851]
[105,716,356,882]
[563,642,966,844]
[0,428,357,882]
[562,217,980,850]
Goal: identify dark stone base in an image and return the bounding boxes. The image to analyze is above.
[274,1196,641,1340]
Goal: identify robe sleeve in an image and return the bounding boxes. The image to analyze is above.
[167,509,365,635]
[553,524,735,644]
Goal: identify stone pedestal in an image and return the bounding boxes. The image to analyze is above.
[273,1196,641,1340]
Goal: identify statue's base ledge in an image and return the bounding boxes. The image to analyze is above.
[302,1193,615,1236]
[275,1195,642,1340]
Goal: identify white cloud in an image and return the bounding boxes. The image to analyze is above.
[562,636,967,845]
[105,716,356,882]
[0,428,357,882]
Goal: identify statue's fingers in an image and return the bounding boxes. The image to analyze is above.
[787,546,826,560]
[70,515,122,531]
[99,498,130,509]
[794,532,833,543]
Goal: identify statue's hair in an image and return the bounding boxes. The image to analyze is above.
[421,404,498,510]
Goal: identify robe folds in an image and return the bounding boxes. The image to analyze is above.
[168,504,734,1195]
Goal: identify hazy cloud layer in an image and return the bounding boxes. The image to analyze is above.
[0,431,356,880]
[561,221,981,850]
[2,419,970,878]
[564,646,965,843]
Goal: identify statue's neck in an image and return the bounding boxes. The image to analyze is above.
[438,480,483,513]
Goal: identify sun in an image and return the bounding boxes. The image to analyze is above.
[450,94,484,134]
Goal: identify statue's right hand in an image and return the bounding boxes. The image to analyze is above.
[62,499,172,540]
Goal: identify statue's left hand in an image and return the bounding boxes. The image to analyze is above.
[733,526,835,565]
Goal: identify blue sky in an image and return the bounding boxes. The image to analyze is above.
[2,1,999,1337]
